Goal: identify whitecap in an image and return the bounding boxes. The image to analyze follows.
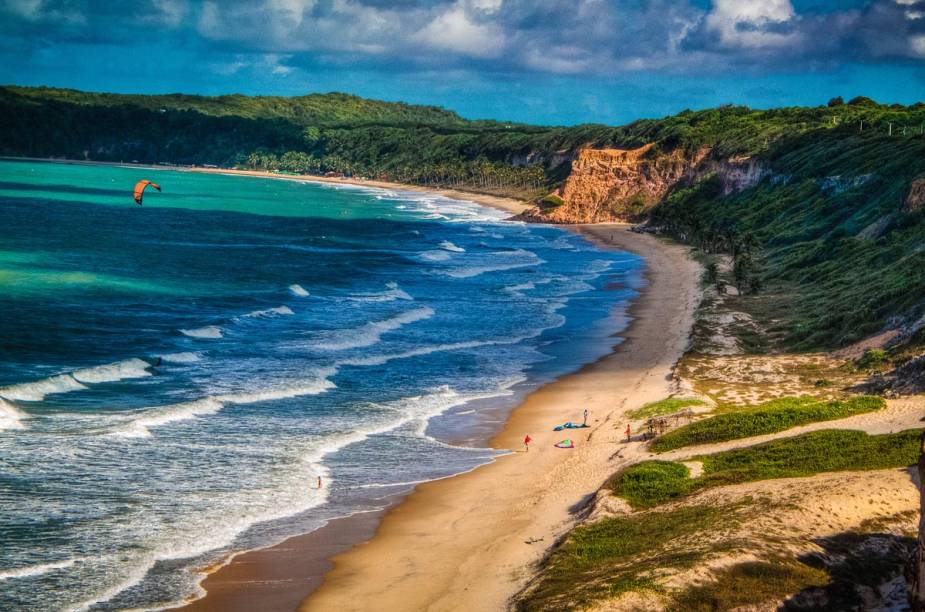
[289,284,310,297]
[109,370,338,437]
[243,305,294,318]
[72,358,152,384]
[419,250,452,262]
[180,326,223,339]
[439,241,465,253]
[0,398,26,431]
[442,249,544,279]
[313,307,435,351]
[0,558,79,581]
[158,352,201,364]
[108,398,225,438]
[0,374,86,402]
[347,282,413,302]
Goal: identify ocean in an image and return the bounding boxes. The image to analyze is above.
[0,160,642,611]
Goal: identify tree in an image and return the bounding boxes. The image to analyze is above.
[827,96,845,107]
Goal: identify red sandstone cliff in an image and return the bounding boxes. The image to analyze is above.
[519,145,769,224]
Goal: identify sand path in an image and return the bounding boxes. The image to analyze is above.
[297,226,701,612]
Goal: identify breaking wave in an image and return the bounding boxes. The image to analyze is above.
[72,358,152,384]
[289,284,310,297]
[313,307,435,351]
[158,352,201,364]
[347,281,413,302]
[180,326,223,339]
[0,374,86,402]
[0,559,80,581]
[243,305,294,318]
[0,399,26,431]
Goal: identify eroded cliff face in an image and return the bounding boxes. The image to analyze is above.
[519,145,769,224]
[905,176,925,213]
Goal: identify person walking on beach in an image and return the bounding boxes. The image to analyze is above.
[583,409,589,426]
[317,476,322,489]
[625,424,632,442]
[524,434,532,452]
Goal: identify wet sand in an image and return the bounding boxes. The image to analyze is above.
[183,225,700,611]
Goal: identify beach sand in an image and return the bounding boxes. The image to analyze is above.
[184,167,533,217]
[182,224,701,611]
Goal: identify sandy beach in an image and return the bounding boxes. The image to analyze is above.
[185,167,534,217]
[181,222,701,611]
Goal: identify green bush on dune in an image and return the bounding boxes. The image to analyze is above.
[612,428,921,508]
[626,396,706,420]
[609,460,692,508]
[649,395,884,452]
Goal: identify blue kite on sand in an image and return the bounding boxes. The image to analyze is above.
[553,421,590,431]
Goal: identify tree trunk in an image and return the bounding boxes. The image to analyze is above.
[909,432,925,611]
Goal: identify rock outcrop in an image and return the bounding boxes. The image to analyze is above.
[518,145,768,224]
[905,176,925,213]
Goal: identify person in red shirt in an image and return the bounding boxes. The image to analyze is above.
[625,424,632,442]
[524,434,532,452]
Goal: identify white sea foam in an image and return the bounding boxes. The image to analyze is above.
[347,282,413,302]
[443,249,544,278]
[72,358,152,384]
[503,281,535,295]
[289,284,310,297]
[0,374,86,402]
[180,326,223,339]
[0,558,79,581]
[158,352,201,364]
[109,370,338,438]
[243,305,294,318]
[439,241,465,252]
[0,398,26,431]
[219,375,337,405]
[419,250,452,262]
[314,307,435,351]
[109,399,225,438]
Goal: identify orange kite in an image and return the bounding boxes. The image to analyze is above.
[133,179,161,206]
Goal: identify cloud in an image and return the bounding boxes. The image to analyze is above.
[2,0,925,81]
[704,0,798,49]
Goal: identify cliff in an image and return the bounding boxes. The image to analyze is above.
[518,145,767,224]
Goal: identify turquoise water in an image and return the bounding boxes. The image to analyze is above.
[0,160,642,610]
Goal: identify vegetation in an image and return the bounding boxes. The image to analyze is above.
[649,395,884,452]
[4,87,924,349]
[625,396,706,420]
[612,429,921,507]
[609,460,691,508]
[672,561,828,611]
[516,504,732,611]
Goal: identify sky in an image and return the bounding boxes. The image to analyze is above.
[2,0,924,125]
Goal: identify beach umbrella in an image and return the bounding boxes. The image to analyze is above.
[133,179,161,206]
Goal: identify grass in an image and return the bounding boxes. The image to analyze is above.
[611,429,921,507]
[516,504,733,611]
[650,395,884,452]
[626,396,706,420]
[609,460,691,508]
[672,561,829,611]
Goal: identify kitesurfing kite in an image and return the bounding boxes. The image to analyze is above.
[133,180,161,206]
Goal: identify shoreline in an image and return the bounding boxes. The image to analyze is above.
[0,156,532,217]
[181,224,700,611]
[8,158,699,610]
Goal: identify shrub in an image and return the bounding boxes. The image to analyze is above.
[650,395,884,452]
[610,461,691,508]
[856,348,888,370]
[626,396,706,420]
